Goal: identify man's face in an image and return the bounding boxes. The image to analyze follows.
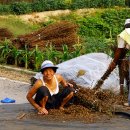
[43,68,55,80]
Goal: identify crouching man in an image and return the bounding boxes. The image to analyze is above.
[26,60,75,115]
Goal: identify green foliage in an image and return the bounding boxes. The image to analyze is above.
[0,0,126,14]
[44,44,61,64]
[70,44,83,58]
[72,8,130,57]
[77,16,110,38]
[0,40,85,70]
[71,0,125,9]
[71,0,97,9]
[97,0,125,7]
[0,39,12,64]
[0,8,130,69]
[10,46,23,66]
[0,4,11,14]
[30,45,45,71]
[10,2,32,15]
[31,1,44,12]
[100,8,130,37]
[31,0,68,12]
[82,36,115,56]
[0,0,34,4]
[76,8,130,39]
[59,44,71,62]
[125,0,130,6]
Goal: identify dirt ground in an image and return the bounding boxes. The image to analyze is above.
[0,66,33,83]
[0,65,128,123]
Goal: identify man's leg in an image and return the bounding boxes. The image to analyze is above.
[59,86,74,110]
[35,86,50,114]
[39,96,49,115]
[60,91,74,110]
[118,59,125,95]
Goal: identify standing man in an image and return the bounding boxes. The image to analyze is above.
[107,18,130,106]
[94,18,130,106]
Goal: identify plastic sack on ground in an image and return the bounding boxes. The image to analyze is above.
[57,53,120,93]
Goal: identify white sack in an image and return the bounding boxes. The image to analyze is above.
[57,53,120,93]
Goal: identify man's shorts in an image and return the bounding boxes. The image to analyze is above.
[34,85,75,109]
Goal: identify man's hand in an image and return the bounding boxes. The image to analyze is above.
[67,82,73,87]
[37,107,48,115]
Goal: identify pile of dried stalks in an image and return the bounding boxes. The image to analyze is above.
[0,67,126,122]
[74,87,125,115]
[12,21,78,51]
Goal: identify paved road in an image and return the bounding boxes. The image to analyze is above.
[0,103,130,130]
[0,77,130,130]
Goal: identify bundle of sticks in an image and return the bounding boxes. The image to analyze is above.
[12,21,78,51]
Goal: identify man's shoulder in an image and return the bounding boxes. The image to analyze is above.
[34,79,42,88]
[55,73,63,80]
[34,72,43,79]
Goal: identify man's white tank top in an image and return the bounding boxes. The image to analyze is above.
[40,75,59,96]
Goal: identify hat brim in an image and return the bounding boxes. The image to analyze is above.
[125,28,130,35]
[41,66,58,73]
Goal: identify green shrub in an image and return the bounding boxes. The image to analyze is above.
[125,0,130,6]
[31,0,44,12]
[82,36,115,56]
[101,8,130,37]
[97,0,125,7]
[71,0,102,9]
[0,0,127,14]
[75,8,130,39]
[77,17,110,38]
[0,4,11,14]
[71,0,125,9]
[31,0,68,12]
[10,2,32,15]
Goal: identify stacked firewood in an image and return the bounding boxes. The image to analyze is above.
[0,28,13,41]
[12,21,78,51]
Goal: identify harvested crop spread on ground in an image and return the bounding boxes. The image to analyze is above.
[0,67,127,123]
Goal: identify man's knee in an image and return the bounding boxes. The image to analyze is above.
[38,86,50,96]
[35,86,50,104]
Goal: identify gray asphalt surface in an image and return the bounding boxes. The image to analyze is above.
[0,77,130,130]
[0,103,130,130]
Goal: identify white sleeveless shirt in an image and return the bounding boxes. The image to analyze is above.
[40,75,59,96]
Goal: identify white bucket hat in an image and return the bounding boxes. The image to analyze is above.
[41,60,58,72]
[125,18,130,35]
